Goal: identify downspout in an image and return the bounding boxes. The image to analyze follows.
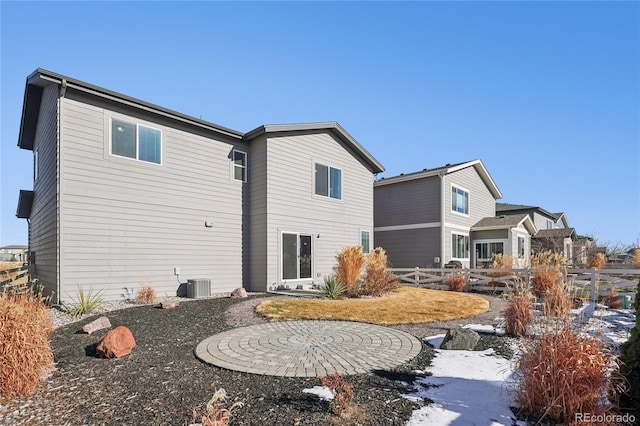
[57,78,67,302]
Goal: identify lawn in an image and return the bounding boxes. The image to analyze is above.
[256,286,490,325]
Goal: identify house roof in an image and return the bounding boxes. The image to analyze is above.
[496,202,559,221]
[244,122,385,174]
[18,68,240,151]
[534,228,577,240]
[374,159,502,199]
[471,213,536,234]
[18,69,384,175]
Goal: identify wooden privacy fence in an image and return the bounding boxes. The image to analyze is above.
[0,263,29,288]
[390,267,640,302]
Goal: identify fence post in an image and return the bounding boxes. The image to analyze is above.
[465,268,470,292]
[415,267,420,286]
[525,267,531,289]
[591,267,598,303]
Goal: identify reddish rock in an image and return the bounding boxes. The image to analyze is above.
[82,316,111,334]
[160,300,179,309]
[230,288,248,298]
[96,326,136,358]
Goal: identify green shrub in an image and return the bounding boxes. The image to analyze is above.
[63,285,104,317]
[321,276,345,300]
[618,279,640,417]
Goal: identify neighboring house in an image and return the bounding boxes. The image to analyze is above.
[373,159,534,268]
[16,69,383,303]
[0,245,28,262]
[496,202,579,265]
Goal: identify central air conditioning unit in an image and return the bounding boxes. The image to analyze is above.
[186,278,211,298]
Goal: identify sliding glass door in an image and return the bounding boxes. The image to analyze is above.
[282,233,313,280]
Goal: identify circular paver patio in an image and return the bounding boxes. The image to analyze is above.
[195,320,423,377]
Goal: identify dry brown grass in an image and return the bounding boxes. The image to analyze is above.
[0,285,54,400]
[531,250,566,269]
[487,254,514,277]
[504,293,534,337]
[256,286,490,325]
[514,325,619,424]
[191,388,244,426]
[446,273,466,292]
[632,249,640,269]
[135,285,157,304]
[531,269,560,298]
[588,252,606,269]
[321,373,354,417]
[362,247,399,297]
[605,287,621,309]
[542,283,572,317]
[335,246,365,297]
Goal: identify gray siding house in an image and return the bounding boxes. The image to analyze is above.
[16,69,383,302]
[374,160,535,268]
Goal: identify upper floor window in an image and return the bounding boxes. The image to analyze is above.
[315,163,342,199]
[452,186,469,215]
[452,233,469,259]
[111,118,161,164]
[233,150,247,182]
[546,220,553,229]
[361,231,371,254]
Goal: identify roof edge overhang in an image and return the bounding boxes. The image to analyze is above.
[16,190,34,219]
[471,214,537,235]
[375,159,502,199]
[20,68,244,144]
[244,122,385,174]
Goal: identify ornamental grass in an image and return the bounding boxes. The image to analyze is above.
[362,247,399,297]
[514,324,619,425]
[504,292,534,337]
[334,246,365,297]
[0,285,54,400]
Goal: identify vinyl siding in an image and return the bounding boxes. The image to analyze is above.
[374,177,440,227]
[58,90,244,301]
[374,228,440,268]
[30,85,59,300]
[260,131,375,291]
[443,166,496,267]
[247,136,268,291]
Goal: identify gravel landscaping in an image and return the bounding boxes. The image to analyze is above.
[0,293,510,425]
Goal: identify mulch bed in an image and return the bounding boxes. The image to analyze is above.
[1,294,510,425]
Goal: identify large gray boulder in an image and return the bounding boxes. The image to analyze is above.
[439,328,480,350]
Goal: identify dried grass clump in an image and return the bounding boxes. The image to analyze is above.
[604,287,621,309]
[488,253,514,278]
[542,283,572,318]
[321,373,354,417]
[531,270,560,298]
[446,273,466,292]
[505,293,534,337]
[0,285,54,400]
[335,246,365,297]
[588,252,606,269]
[135,285,157,304]
[362,247,399,297]
[514,325,618,424]
[632,249,640,269]
[531,250,566,269]
[191,388,244,426]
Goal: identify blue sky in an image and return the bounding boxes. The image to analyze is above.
[1,1,639,248]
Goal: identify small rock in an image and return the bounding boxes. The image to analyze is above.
[230,288,248,298]
[440,328,480,350]
[160,300,179,309]
[96,326,136,358]
[81,316,111,334]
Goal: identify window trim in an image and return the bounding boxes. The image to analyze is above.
[517,236,526,258]
[314,162,342,200]
[451,184,470,216]
[232,149,247,182]
[280,231,314,282]
[451,232,470,260]
[109,117,163,165]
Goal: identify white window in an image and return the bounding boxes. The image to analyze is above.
[518,236,526,258]
[315,163,342,199]
[452,233,470,259]
[546,220,553,229]
[475,242,504,261]
[233,150,247,182]
[452,186,469,215]
[361,231,371,254]
[111,118,162,164]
